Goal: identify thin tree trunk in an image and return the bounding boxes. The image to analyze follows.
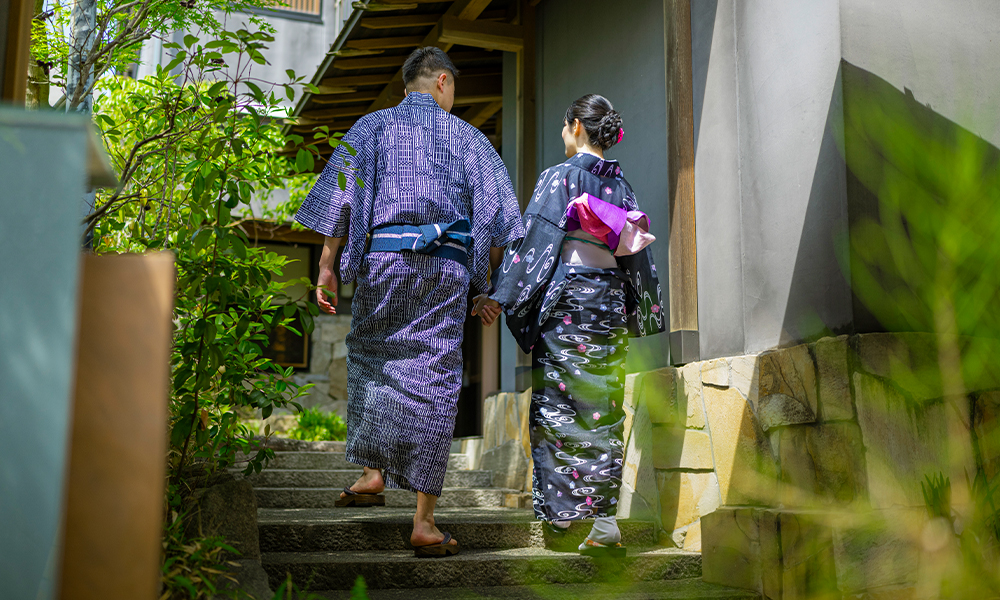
[25,0,49,109]
[67,0,96,113]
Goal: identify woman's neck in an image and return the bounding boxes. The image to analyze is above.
[575,147,604,159]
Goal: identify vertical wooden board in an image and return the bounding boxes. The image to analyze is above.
[665,0,699,358]
[59,253,174,600]
[2,0,33,104]
[516,0,537,210]
[480,317,500,400]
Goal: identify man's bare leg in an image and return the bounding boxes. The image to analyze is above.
[411,492,459,547]
[339,466,384,499]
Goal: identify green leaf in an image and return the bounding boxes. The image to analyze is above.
[208,80,228,97]
[262,404,273,419]
[286,69,296,80]
[337,171,347,190]
[163,51,187,73]
[295,148,314,173]
[245,81,265,102]
[183,34,199,48]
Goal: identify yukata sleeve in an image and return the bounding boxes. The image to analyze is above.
[464,131,525,294]
[294,124,372,238]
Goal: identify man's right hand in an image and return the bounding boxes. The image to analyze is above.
[317,267,338,314]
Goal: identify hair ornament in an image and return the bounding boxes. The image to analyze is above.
[617,128,625,144]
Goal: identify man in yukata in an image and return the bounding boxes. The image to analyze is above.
[294,47,523,557]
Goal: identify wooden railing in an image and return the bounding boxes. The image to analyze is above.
[269,0,321,15]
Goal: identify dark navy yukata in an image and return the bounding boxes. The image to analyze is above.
[490,153,665,521]
[295,92,524,496]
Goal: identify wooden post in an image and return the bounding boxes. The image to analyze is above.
[513,0,537,391]
[2,0,34,104]
[665,0,699,364]
[515,0,537,211]
[59,253,174,600]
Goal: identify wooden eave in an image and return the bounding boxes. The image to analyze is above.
[282,0,518,169]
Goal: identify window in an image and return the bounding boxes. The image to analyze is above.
[267,0,321,17]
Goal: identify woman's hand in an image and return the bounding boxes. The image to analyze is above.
[317,266,338,314]
[471,294,502,326]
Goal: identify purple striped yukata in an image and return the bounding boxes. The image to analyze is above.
[295,92,524,496]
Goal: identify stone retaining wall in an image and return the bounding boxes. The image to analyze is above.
[481,332,1000,597]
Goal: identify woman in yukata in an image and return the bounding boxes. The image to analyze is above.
[481,94,666,557]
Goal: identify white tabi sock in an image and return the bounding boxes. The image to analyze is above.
[550,520,572,529]
[584,515,621,546]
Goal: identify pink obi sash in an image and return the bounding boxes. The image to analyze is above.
[565,193,656,257]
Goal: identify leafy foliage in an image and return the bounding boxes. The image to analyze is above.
[30,0,277,110]
[63,12,352,597]
[160,511,239,600]
[287,407,348,442]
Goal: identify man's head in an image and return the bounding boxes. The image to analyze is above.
[402,47,458,112]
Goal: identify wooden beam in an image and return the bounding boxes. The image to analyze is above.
[1,0,34,104]
[365,0,496,112]
[343,35,425,50]
[665,0,699,364]
[300,105,371,120]
[461,101,503,128]
[333,50,499,71]
[241,220,325,245]
[516,0,537,211]
[287,119,360,135]
[309,91,382,105]
[317,73,395,90]
[359,13,443,29]
[439,16,524,52]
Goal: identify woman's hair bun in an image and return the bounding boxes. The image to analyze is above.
[564,94,624,151]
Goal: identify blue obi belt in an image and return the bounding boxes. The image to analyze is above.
[369,219,471,266]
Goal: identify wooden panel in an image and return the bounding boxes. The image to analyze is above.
[365,0,497,112]
[516,0,537,211]
[58,253,174,600]
[300,105,371,120]
[309,90,382,105]
[344,35,426,50]
[665,0,699,361]
[2,0,33,104]
[439,16,524,52]
[317,73,396,89]
[360,13,443,29]
[333,50,499,71]
[480,318,500,400]
[242,220,325,245]
[460,101,503,127]
[269,0,321,14]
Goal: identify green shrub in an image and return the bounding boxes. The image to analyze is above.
[287,407,348,442]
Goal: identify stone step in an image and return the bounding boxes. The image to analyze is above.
[262,547,703,591]
[237,469,491,489]
[239,452,472,471]
[255,487,519,509]
[258,508,658,553]
[306,580,759,599]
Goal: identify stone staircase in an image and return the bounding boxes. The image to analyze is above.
[239,445,759,599]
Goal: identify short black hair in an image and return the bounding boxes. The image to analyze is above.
[402,47,459,88]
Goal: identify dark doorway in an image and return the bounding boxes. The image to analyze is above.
[453,295,483,438]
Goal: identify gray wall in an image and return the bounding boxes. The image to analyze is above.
[536,0,672,372]
[692,0,852,359]
[840,0,1000,149]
